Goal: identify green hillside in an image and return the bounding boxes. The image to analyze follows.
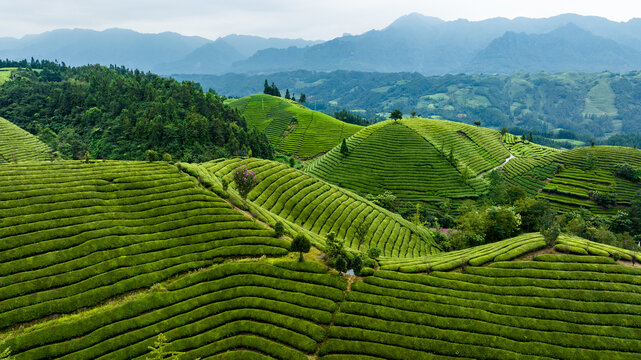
[0,161,289,331]
[305,118,509,202]
[204,157,438,257]
[226,94,362,158]
[0,68,12,85]
[0,117,53,162]
[3,222,641,359]
[500,142,641,214]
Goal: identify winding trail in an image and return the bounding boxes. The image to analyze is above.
[474,153,517,179]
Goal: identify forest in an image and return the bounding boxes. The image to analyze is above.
[0,59,273,162]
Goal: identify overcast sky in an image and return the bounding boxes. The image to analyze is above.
[1,0,640,40]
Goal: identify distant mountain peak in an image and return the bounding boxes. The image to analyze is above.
[387,13,445,29]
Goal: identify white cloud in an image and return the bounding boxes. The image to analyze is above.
[0,0,639,40]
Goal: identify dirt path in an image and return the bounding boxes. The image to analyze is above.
[474,153,516,179]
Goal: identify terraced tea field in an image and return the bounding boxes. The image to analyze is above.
[321,254,641,359]
[0,161,289,331]
[0,116,53,162]
[305,119,509,202]
[204,157,439,257]
[226,94,362,158]
[379,233,548,272]
[2,262,346,360]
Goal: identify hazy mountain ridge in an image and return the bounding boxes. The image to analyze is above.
[0,29,319,74]
[230,14,641,74]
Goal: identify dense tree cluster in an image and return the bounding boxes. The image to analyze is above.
[333,110,370,126]
[263,80,281,97]
[0,60,273,162]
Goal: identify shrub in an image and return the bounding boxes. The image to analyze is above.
[367,247,381,260]
[146,150,158,162]
[612,252,622,261]
[162,153,173,163]
[84,151,90,163]
[589,191,617,209]
[325,232,345,263]
[233,165,260,199]
[613,163,641,182]
[359,267,375,276]
[274,221,284,238]
[222,178,229,191]
[146,333,183,360]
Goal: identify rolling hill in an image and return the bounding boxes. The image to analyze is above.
[226,94,362,158]
[0,116,53,162]
[305,118,509,201]
[204,157,439,257]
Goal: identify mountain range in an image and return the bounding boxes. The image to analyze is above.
[2,13,641,74]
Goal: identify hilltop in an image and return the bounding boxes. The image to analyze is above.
[305,118,509,202]
[180,70,641,137]
[226,94,362,158]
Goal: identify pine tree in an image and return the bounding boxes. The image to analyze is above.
[263,79,270,95]
[299,93,306,103]
[340,138,349,156]
[285,89,290,100]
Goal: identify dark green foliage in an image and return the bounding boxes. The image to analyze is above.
[285,88,290,100]
[339,138,349,156]
[614,163,641,182]
[367,246,381,259]
[333,110,370,126]
[291,235,311,262]
[389,109,402,121]
[351,255,363,275]
[162,153,173,163]
[333,256,348,274]
[0,63,272,162]
[274,221,285,238]
[263,79,281,97]
[83,151,90,163]
[146,150,158,163]
[299,93,306,104]
[589,191,617,208]
[324,232,344,263]
[221,178,229,191]
[541,221,561,248]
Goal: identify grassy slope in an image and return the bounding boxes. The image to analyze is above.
[0,68,11,85]
[226,94,362,158]
[583,79,618,117]
[305,118,509,202]
[0,117,52,162]
[204,157,439,258]
[501,140,641,213]
[0,161,289,332]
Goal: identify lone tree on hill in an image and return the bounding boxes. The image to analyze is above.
[291,234,311,262]
[299,93,306,104]
[233,165,260,199]
[285,89,290,99]
[390,109,402,121]
[474,121,482,126]
[340,138,349,156]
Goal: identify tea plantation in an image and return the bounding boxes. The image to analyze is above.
[226,94,362,158]
[305,118,509,202]
[3,117,641,359]
[0,116,53,162]
[204,157,439,257]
